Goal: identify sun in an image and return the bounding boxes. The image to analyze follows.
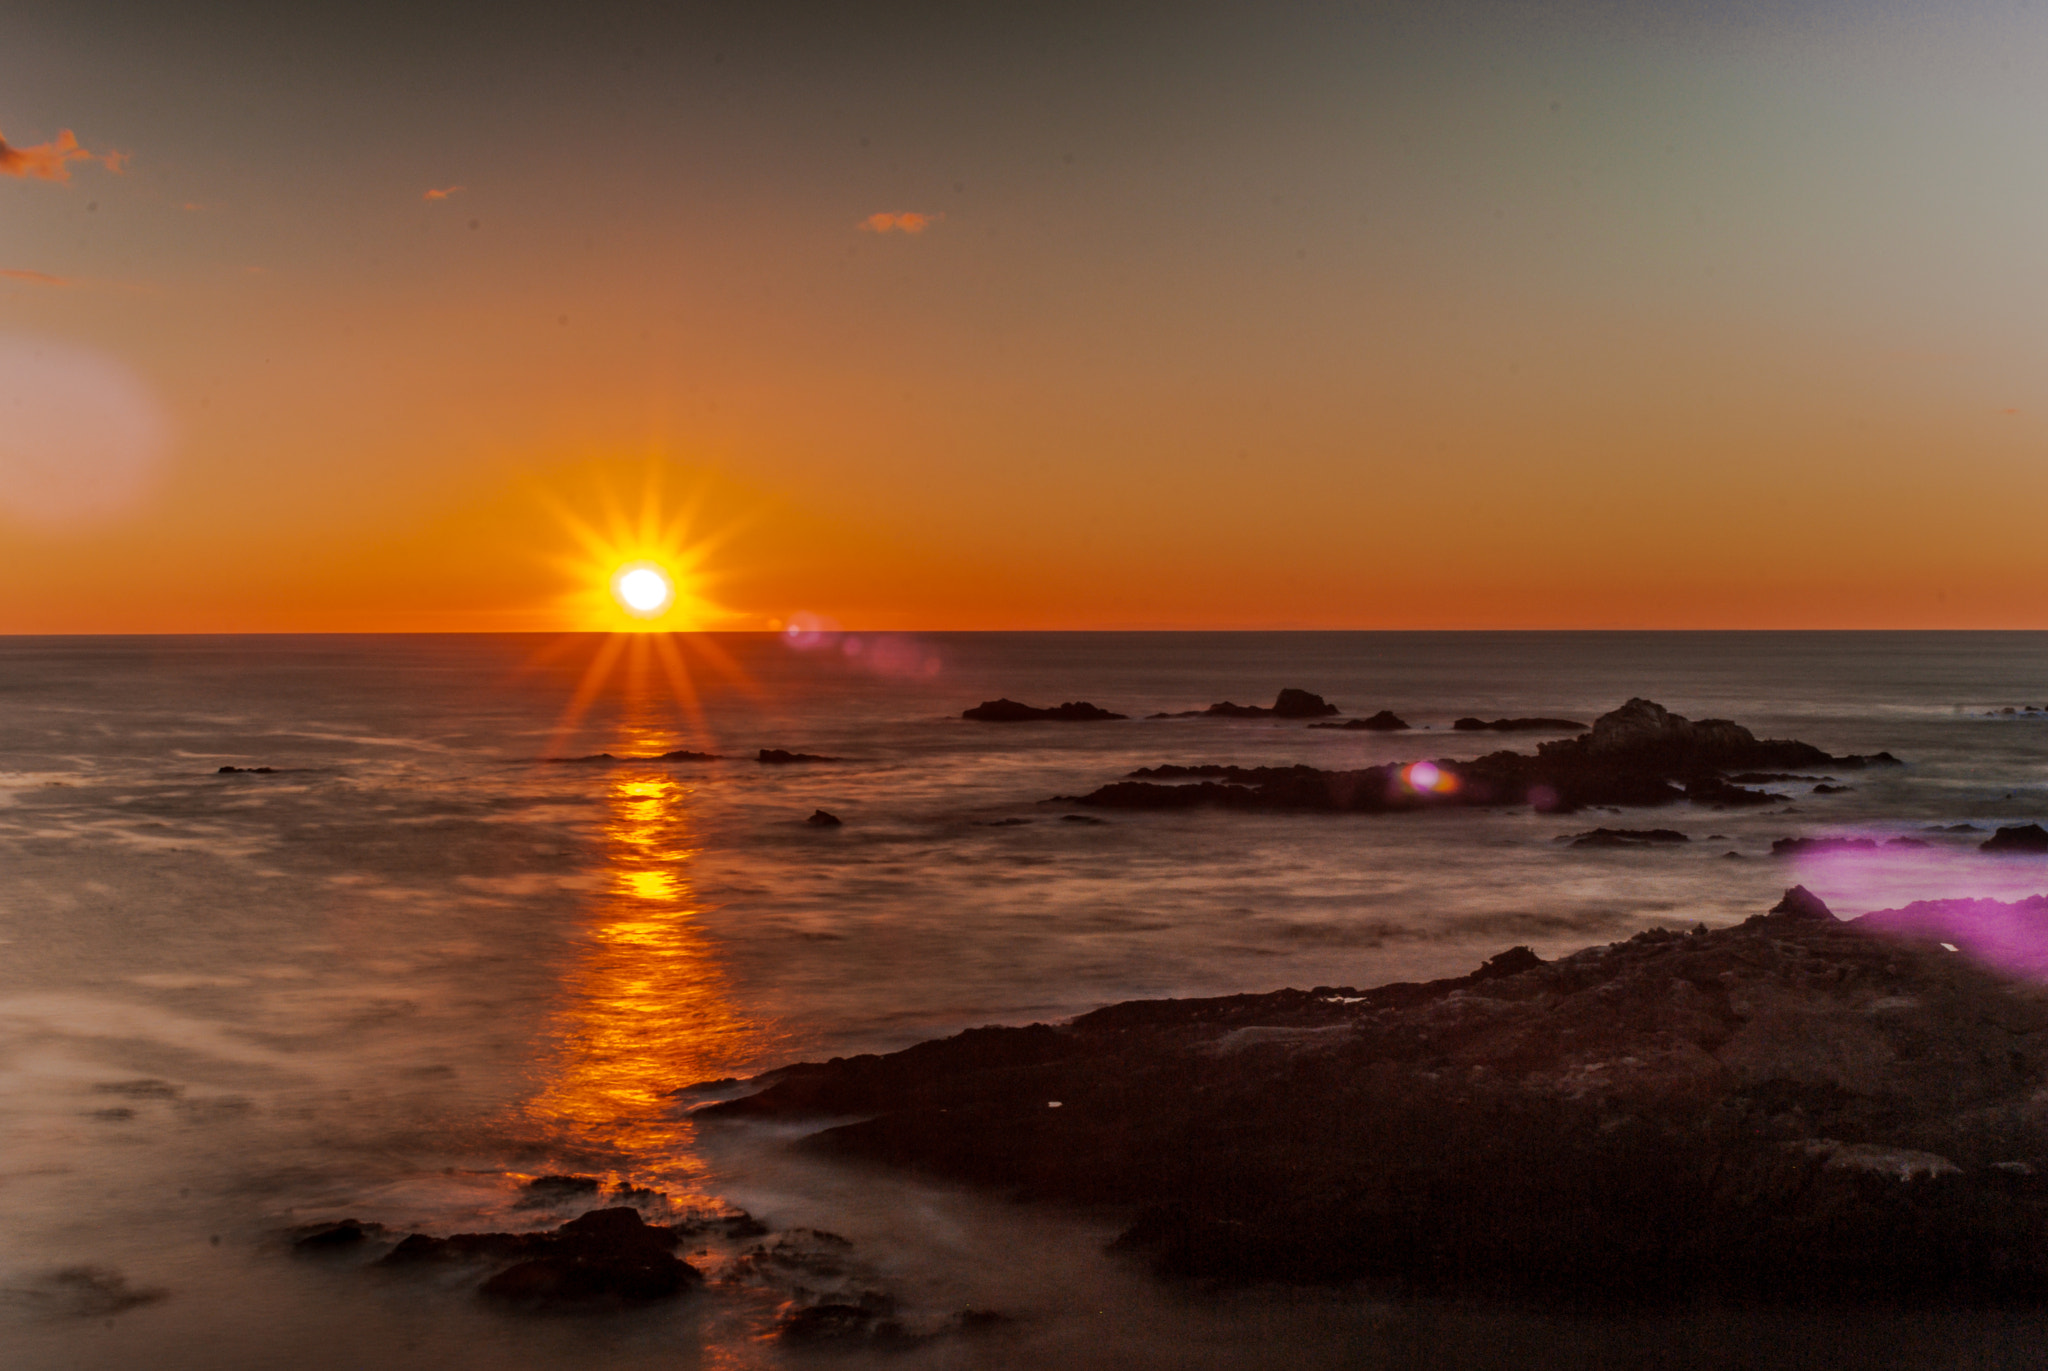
[612,562,675,618]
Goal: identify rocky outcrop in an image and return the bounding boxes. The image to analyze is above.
[1152,689,1340,720]
[376,1208,701,1307]
[702,889,2048,1303]
[806,810,843,827]
[1453,717,1588,733]
[963,699,1128,722]
[759,749,840,764]
[1984,824,2048,854]
[1309,710,1410,732]
[1065,699,1898,816]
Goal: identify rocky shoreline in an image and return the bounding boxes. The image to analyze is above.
[704,887,2048,1304]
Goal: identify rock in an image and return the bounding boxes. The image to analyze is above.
[1812,783,1853,794]
[519,1174,601,1203]
[1308,710,1410,731]
[216,765,276,774]
[759,749,840,764]
[963,699,1128,722]
[1565,827,1688,848]
[1061,699,1894,818]
[1156,689,1340,719]
[703,889,2048,1302]
[1059,814,1106,825]
[1452,717,1589,733]
[654,749,721,761]
[378,1207,701,1308]
[806,809,843,827]
[1984,824,2048,854]
[291,1219,378,1251]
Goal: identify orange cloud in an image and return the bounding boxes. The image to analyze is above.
[0,268,70,285]
[0,128,125,182]
[859,211,941,234]
[424,185,465,201]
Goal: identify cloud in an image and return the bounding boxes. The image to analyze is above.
[859,211,941,235]
[423,185,465,201]
[0,269,70,286]
[0,128,126,182]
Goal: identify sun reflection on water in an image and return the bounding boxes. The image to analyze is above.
[522,757,779,1192]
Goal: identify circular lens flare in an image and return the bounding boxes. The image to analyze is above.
[612,563,675,617]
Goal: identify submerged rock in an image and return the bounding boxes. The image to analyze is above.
[704,888,2048,1303]
[1065,698,1898,817]
[963,699,1128,722]
[1564,827,1688,848]
[1452,717,1588,733]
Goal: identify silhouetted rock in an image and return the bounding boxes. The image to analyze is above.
[654,750,721,761]
[217,765,276,774]
[703,889,2048,1303]
[1565,827,1688,848]
[1309,710,1410,731]
[963,699,1127,722]
[1155,689,1340,719]
[377,1207,700,1308]
[1453,717,1588,733]
[1984,824,2048,854]
[291,1219,379,1252]
[807,809,843,827]
[759,749,840,764]
[1812,783,1853,794]
[1062,699,1897,818]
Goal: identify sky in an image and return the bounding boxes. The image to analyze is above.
[4,0,2046,632]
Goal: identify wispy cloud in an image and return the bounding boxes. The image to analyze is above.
[0,128,126,182]
[0,268,70,286]
[423,184,465,201]
[859,211,941,235]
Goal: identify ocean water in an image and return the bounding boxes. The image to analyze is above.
[5,630,2048,1368]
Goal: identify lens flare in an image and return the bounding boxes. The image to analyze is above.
[1404,760,1460,794]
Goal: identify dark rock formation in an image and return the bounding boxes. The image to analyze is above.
[1309,710,1410,731]
[1563,827,1688,848]
[1985,824,2048,853]
[759,749,840,764]
[1066,699,1896,817]
[654,750,721,762]
[1153,689,1340,719]
[543,750,722,764]
[217,765,276,774]
[807,809,843,827]
[377,1207,701,1308]
[1772,836,1928,856]
[1812,783,1854,794]
[1453,717,1589,733]
[703,889,2048,1303]
[963,699,1127,722]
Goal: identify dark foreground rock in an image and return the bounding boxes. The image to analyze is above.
[1453,717,1589,733]
[1309,710,1410,731]
[963,699,1128,722]
[1070,697,1899,816]
[705,888,2048,1304]
[1152,688,1340,719]
[377,1207,701,1308]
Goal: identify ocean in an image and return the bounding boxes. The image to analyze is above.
[5,630,2048,1368]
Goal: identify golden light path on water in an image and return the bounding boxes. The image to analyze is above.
[521,739,781,1199]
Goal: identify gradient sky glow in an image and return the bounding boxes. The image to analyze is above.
[5,0,2046,631]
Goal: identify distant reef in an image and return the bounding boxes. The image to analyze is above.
[1063,698,1899,816]
[1308,710,1410,732]
[1452,716,1589,733]
[962,699,1127,722]
[1151,688,1339,720]
[703,887,2048,1302]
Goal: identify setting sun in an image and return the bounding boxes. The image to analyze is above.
[612,562,675,618]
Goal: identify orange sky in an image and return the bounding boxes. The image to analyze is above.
[4,2,2046,631]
